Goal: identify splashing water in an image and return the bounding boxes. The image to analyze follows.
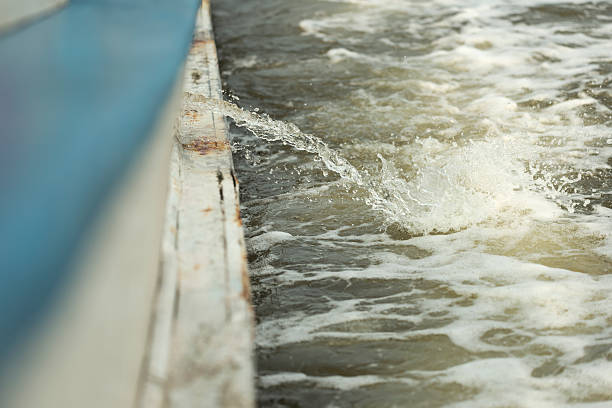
[187,93,581,235]
[187,93,364,185]
[211,0,612,406]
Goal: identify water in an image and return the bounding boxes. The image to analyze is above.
[211,0,612,406]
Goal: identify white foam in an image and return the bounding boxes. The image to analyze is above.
[325,48,372,64]
[436,357,612,408]
[219,0,612,405]
[232,55,258,69]
[259,372,410,390]
[248,231,295,253]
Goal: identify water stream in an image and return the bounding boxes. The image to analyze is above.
[200,96,598,235]
[211,0,612,406]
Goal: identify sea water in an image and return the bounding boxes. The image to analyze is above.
[211,0,612,406]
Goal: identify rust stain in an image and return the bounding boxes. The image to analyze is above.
[184,109,199,119]
[235,205,242,226]
[182,139,229,155]
[194,263,200,271]
[240,262,251,303]
[201,207,212,215]
[192,39,214,45]
[190,39,214,51]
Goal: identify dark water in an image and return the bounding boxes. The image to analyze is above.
[212,1,612,406]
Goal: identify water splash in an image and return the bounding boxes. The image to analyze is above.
[187,93,363,185]
[186,93,584,235]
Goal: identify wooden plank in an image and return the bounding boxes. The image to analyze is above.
[137,1,254,407]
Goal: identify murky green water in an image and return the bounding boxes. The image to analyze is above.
[212,1,612,406]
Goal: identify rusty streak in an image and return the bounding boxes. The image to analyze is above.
[234,205,242,227]
[181,139,229,155]
[240,263,251,303]
[190,39,214,51]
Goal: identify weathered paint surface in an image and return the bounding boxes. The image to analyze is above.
[137,1,255,407]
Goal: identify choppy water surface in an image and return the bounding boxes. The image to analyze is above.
[211,0,612,406]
